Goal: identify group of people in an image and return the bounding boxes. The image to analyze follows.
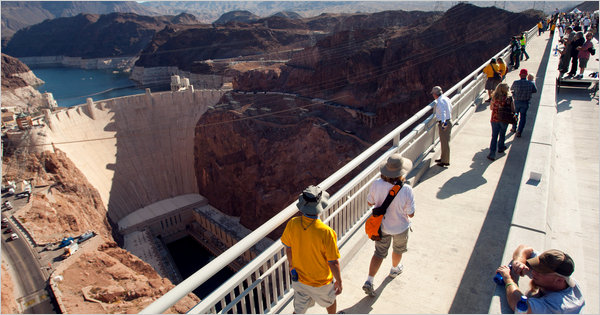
[557,27,595,79]
[281,12,591,315]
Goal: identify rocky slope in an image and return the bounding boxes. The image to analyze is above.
[54,238,198,314]
[0,263,18,314]
[1,53,45,112]
[1,149,198,313]
[3,150,114,244]
[192,4,542,231]
[3,12,197,59]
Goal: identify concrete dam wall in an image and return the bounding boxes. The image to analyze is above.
[32,88,226,223]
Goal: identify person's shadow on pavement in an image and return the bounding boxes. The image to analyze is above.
[338,277,394,314]
[436,149,494,199]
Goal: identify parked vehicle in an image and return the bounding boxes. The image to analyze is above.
[4,228,12,234]
[10,233,18,240]
[78,231,94,243]
[1,218,8,223]
[58,237,74,248]
[1,223,8,229]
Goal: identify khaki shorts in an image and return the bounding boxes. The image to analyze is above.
[291,281,336,313]
[374,228,409,258]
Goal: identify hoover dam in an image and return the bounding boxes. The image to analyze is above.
[32,87,224,225]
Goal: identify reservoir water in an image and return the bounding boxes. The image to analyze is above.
[31,67,147,108]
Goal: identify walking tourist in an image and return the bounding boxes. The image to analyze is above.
[510,36,522,70]
[487,83,515,161]
[362,154,415,297]
[431,86,453,167]
[496,244,585,313]
[483,58,502,102]
[567,32,585,77]
[497,57,507,81]
[575,32,594,79]
[537,21,543,36]
[510,69,537,137]
[520,32,530,61]
[281,185,342,314]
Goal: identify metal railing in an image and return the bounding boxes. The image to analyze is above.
[141,25,536,314]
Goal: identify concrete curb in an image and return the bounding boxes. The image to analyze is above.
[488,29,558,314]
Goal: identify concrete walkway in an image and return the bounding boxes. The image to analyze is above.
[290,29,599,314]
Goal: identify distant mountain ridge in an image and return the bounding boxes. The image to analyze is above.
[0,1,159,39]
[4,12,197,59]
[2,1,581,41]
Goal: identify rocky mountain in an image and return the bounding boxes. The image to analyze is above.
[567,1,599,12]
[1,53,45,112]
[139,1,574,23]
[213,10,260,25]
[0,1,159,40]
[3,12,197,59]
[134,9,440,71]
[191,3,542,231]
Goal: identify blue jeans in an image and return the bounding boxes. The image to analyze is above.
[513,100,529,133]
[490,121,508,158]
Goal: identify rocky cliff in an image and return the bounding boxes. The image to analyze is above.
[1,53,45,112]
[193,4,542,231]
[3,12,197,59]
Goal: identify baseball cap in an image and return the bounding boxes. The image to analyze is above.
[526,249,576,287]
[519,69,528,76]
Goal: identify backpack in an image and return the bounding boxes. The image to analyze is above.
[365,181,403,241]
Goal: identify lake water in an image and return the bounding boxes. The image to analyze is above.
[31,67,147,108]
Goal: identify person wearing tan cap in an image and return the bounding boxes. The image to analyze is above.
[496,244,585,313]
[362,154,415,296]
[430,86,453,166]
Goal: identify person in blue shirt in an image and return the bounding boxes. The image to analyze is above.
[496,244,585,314]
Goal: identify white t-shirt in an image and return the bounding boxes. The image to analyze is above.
[367,179,415,235]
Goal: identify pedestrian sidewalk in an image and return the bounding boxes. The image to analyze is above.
[284,27,599,314]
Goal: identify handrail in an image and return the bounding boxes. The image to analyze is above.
[141,24,538,314]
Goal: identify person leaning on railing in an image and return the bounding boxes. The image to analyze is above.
[496,244,585,313]
[281,185,342,314]
[431,86,453,167]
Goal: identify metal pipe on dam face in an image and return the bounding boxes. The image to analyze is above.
[32,88,226,224]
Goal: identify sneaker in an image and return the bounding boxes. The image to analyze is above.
[487,155,495,161]
[362,281,376,296]
[389,264,404,278]
[516,132,522,138]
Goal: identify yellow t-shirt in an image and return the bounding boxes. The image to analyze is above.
[483,63,500,78]
[497,62,507,76]
[281,216,340,287]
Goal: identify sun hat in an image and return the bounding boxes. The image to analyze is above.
[296,185,330,216]
[526,249,576,287]
[380,154,412,179]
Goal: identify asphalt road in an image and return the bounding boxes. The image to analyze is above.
[1,218,58,313]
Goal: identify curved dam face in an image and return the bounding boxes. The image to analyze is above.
[33,88,226,224]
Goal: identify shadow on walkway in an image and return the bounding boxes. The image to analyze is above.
[447,33,553,313]
[339,277,394,314]
[436,149,491,199]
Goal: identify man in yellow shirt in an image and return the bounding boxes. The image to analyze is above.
[281,185,342,314]
[538,21,543,36]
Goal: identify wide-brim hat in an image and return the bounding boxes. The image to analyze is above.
[380,154,412,178]
[297,185,330,216]
[526,249,576,287]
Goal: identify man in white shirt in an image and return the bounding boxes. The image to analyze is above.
[431,86,453,167]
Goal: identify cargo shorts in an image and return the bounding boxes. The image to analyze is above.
[291,280,336,314]
[374,228,409,258]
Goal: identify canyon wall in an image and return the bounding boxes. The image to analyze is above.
[30,88,225,224]
[130,65,232,88]
[1,53,45,111]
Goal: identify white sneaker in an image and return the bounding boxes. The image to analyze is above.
[362,281,376,296]
[389,264,404,278]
